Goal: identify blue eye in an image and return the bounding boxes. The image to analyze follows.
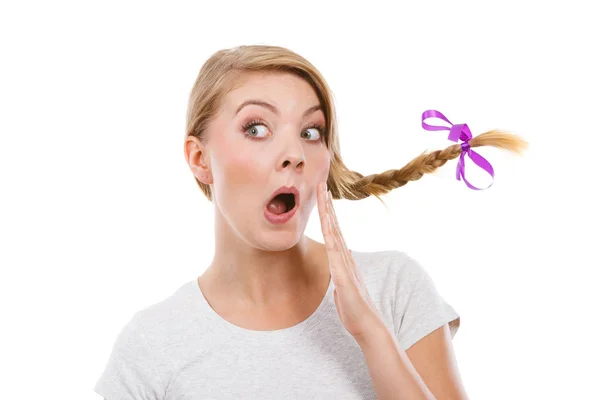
[241,119,271,140]
[241,119,326,142]
[301,127,322,141]
[245,123,270,138]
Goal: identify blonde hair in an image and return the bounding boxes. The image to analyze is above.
[185,44,528,203]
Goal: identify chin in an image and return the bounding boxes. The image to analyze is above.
[252,226,304,252]
[264,232,301,251]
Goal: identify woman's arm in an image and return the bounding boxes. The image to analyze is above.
[357,322,469,400]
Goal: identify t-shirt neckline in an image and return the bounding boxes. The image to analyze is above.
[189,274,335,340]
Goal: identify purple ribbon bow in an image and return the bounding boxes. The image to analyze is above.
[421,109,495,190]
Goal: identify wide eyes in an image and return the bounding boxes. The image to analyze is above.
[243,121,323,142]
[246,123,270,139]
[300,128,321,141]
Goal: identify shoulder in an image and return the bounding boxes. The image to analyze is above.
[115,280,205,355]
[94,310,166,398]
[134,280,198,330]
[350,248,424,288]
[349,248,429,318]
[351,249,460,349]
[105,280,195,355]
[94,280,205,399]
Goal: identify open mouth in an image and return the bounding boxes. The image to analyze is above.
[266,192,297,215]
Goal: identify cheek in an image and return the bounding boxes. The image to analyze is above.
[309,149,331,183]
[218,152,261,191]
[212,141,267,206]
[298,149,330,216]
[224,154,254,185]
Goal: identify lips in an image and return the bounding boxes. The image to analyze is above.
[265,186,300,210]
[264,186,300,224]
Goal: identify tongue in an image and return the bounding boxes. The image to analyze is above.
[267,198,287,215]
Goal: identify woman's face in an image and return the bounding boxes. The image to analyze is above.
[198,71,331,250]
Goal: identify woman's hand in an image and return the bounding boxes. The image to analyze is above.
[317,181,386,342]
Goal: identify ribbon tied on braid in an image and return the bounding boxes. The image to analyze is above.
[421,109,495,190]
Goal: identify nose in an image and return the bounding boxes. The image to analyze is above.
[282,155,304,169]
[276,137,305,172]
[279,153,305,171]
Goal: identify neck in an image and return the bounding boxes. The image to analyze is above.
[205,214,327,309]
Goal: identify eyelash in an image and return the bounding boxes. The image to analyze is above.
[241,118,326,142]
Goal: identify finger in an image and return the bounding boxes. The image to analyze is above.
[318,183,352,287]
[317,182,335,248]
[322,186,341,252]
[324,216,351,287]
[325,190,358,284]
[326,194,365,291]
[326,191,352,262]
[317,181,330,237]
[326,191,350,252]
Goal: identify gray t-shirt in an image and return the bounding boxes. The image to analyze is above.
[93,250,460,399]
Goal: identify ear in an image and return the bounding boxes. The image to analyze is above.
[184,136,213,184]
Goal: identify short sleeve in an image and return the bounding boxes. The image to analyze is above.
[394,252,461,351]
[94,312,165,400]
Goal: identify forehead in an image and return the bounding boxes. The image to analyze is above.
[222,71,321,113]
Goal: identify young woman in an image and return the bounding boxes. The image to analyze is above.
[94,44,526,400]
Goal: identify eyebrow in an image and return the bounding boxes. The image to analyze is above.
[235,99,323,118]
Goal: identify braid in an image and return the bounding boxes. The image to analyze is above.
[329,129,528,203]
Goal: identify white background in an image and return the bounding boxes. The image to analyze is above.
[1,1,599,399]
